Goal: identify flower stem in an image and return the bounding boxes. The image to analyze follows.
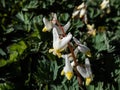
[56,20,78,66]
[56,20,83,86]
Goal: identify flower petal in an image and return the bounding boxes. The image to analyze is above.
[63,55,73,80]
[79,8,86,18]
[72,10,80,18]
[77,2,85,9]
[58,33,72,49]
[43,17,52,32]
[53,27,59,43]
[86,77,92,85]
[77,65,88,78]
[63,21,71,33]
[85,58,92,76]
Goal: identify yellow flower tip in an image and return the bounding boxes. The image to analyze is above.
[86,51,91,57]
[49,49,54,53]
[66,72,73,80]
[86,77,92,86]
[57,54,62,58]
[55,50,62,58]
[49,49,62,58]
[42,27,48,32]
[61,70,65,76]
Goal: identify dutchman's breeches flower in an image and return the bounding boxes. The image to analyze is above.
[61,55,73,80]
[77,58,93,85]
[100,0,109,10]
[79,8,86,18]
[73,37,91,57]
[72,2,87,19]
[42,13,71,34]
[49,27,72,58]
[42,17,53,32]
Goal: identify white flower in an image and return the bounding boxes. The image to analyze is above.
[42,16,71,34]
[72,2,87,19]
[49,27,72,58]
[61,55,73,80]
[77,2,85,9]
[72,10,80,18]
[77,58,93,85]
[42,17,53,32]
[73,37,91,57]
[100,0,109,10]
[79,8,86,18]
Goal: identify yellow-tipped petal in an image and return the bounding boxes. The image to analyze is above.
[42,27,48,32]
[65,72,73,80]
[56,50,62,58]
[86,77,92,85]
[49,49,54,53]
[56,53,62,58]
[61,70,65,75]
[86,51,91,57]
[49,49,62,58]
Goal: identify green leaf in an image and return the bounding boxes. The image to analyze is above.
[0,59,7,67]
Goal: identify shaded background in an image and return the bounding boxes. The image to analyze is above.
[0,0,120,90]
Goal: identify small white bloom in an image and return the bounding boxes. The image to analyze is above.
[79,8,86,18]
[72,10,80,18]
[72,2,87,19]
[77,58,93,85]
[42,17,53,32]
[100,0,109,10]
[61,55,73,80]
[49,27,72,58]
[42,16,71,34]
[77,2,85,9]
[73,37,91,57]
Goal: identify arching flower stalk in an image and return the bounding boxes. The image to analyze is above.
[42,12,93,86]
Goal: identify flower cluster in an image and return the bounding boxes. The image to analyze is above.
[100,0,110,14]
[42,0,111,86]
[42,14,92,86]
